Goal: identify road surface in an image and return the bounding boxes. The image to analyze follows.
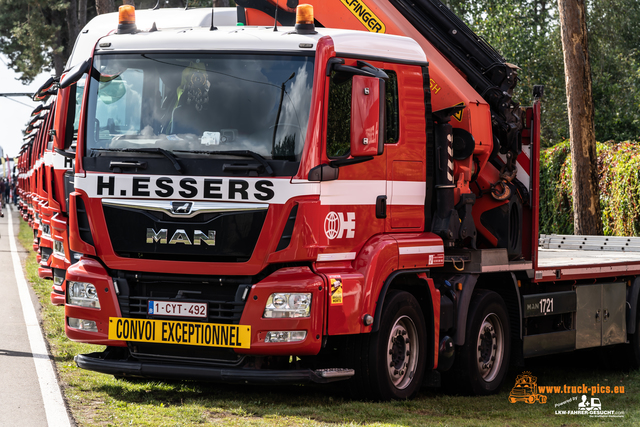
[0,204,73,426]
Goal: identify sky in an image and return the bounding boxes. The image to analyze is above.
[0,55,52,159]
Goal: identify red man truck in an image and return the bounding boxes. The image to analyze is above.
[59,1,640,400]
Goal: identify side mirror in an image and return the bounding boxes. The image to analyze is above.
[350,75,385,157]
[60,58,91,89]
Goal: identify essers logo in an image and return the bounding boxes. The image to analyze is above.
[324,212,356,240]
[91,175,274,201]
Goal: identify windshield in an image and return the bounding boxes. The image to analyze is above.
[85,53,314,161]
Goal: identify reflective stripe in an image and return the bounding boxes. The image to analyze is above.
[316,252,357,261]
[399,245,444,255]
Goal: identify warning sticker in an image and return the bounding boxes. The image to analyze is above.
[452,102,465,122]
[330,278,343,305]
[429,253,445,265]
[108,317,251,348]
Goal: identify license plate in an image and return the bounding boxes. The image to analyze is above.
[108,317,251,348]
[148,300,208,319]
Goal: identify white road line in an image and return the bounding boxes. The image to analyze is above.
[7,208,72,427]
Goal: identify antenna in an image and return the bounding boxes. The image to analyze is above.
[273,0,279,32]
[210,0,217,31]
[184,0,189,10]
[151,0,159,10]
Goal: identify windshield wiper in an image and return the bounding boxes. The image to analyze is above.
[91,147,182,172]
[174,150,275,176]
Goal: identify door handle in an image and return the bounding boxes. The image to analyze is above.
[376,195,387,219]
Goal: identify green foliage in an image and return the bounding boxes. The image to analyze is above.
[588,0,640,142]
[447,0,640,146]
[599,141,640,235]
[0,0,65,81]
[539,139,573,234]
[539,140,640,236]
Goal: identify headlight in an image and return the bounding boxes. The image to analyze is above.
[67,282,100,308]
[53,275,64,287]
[263,293,311,318]
[68,317,98,332]
[53,240,65,257]
[264,331,307,343]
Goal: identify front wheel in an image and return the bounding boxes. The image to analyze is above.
[443,289,511,395]
[347,290,427,400]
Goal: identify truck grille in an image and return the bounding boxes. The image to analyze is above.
[126,296,244,323]
[114,272,253,366]
[115,272,251,325]
[103,202,267,262]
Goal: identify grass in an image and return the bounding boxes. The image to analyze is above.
[16,219,640,426]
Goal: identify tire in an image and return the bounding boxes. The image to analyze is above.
[604,297,640,370]
[627,304,640,369]
[443,289,511,395]
[347,290,427,400]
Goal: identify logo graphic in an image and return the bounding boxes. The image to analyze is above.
[146,228,216,246]
[171,201,193,215]
[324,212,356,240]
[340,0,386,33]
[556,394,624,417]
[508,372,547,404]
[578,395,601,412]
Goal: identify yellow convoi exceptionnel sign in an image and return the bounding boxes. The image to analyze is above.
[340,0,386,33]
[108,317,251,348]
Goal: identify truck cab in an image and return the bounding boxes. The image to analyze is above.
[66,7,443,400]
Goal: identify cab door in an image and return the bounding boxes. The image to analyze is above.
[320,59,388,336]
[321,58,387,257]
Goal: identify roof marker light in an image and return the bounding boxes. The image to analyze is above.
[117,5,137,34]
[295,4,316,35]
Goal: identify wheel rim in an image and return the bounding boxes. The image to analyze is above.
[475,312,504,383]
[386,315,419,390]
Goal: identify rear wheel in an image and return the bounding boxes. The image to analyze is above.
[627,303,640,369]
[347,290,427,400]
[443,289,511,395]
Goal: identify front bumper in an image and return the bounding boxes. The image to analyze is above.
[66,262,326,355]
[75,351,354,384]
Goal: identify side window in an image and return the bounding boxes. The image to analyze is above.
[95,68,143,139]
[326,71,352,158]
[326,69,399,157]
[385,71,399,144]
[64,75,86,150]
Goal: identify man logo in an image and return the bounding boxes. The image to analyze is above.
[324,211,356,240]
[171,201,193,215]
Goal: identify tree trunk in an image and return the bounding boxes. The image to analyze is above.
[66,0,79,49]
[558,0,602,235]
[214,0,230,6]
[95,0,116,15]
[78,0,88,28]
